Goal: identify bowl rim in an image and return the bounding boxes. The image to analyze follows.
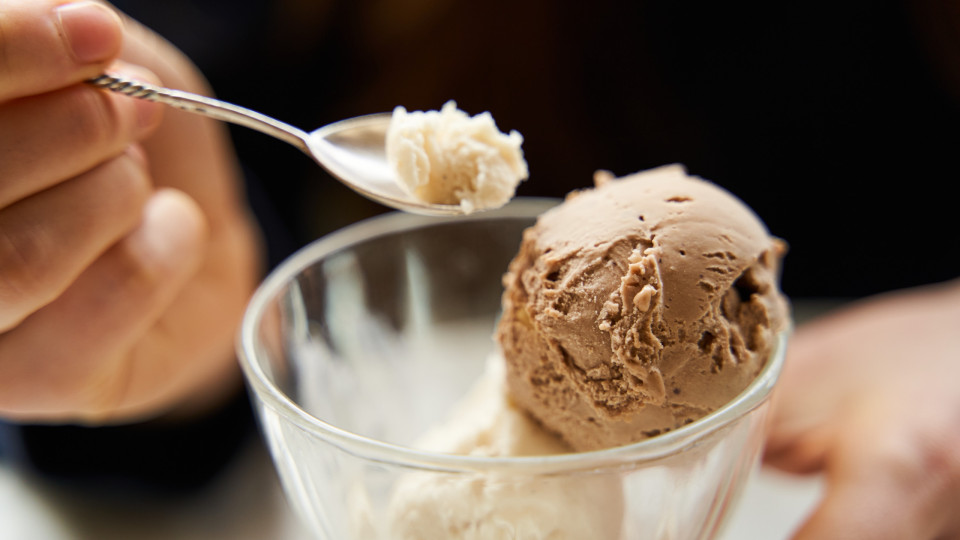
[237,198,789,474]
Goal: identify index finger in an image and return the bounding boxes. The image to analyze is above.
[0,0,122,101]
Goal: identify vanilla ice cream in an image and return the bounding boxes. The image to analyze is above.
[384,357,624,540]
[386,101,528,213]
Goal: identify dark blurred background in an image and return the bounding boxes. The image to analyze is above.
[113,0,960,300]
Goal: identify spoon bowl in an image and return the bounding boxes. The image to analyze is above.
[88,74,465,216]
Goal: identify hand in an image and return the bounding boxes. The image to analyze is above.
[765,280,960,539]
[0,1,261,423]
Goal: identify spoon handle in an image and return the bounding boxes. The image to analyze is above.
[87,73,312,154]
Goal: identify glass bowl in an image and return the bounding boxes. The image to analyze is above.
[237,199,788,540]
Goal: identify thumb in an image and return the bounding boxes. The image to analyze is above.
[0,0,123,100]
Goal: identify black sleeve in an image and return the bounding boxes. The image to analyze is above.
[0,391,254,494]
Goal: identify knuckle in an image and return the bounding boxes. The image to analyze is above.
[874,419,960,507]
[62,87,129,150]
[74,365,132,423]
[920,429,960,493]
[0,12,11,82]
[105,152,152,209]
[80,152,152,228]
[0,220,56,318]
[911,426,960,535]
[38,360,128,423]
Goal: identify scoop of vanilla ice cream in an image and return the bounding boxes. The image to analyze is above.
[382,356,625,540]
[386,101,528,213]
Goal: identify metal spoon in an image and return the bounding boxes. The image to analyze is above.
[87,73,464,216]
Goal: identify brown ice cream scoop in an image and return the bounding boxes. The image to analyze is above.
[496,165,789,451]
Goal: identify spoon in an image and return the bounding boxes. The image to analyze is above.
[86,73,465,216]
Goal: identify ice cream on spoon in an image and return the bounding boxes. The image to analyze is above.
[88,75,527,216]
[385,101,528,214]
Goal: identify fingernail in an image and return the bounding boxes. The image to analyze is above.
[56,2,123,63]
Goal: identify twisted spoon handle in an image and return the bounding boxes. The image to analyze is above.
[87,73,311,154]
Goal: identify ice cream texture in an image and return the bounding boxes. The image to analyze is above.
[386,101,528,213]
[496,165,789,451]
[373,165,787,539]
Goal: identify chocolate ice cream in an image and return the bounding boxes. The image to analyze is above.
[496,165,789,451]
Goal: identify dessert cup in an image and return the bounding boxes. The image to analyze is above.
[237,199,788,540]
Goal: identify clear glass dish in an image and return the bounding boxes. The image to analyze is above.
[237,199,788,540]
